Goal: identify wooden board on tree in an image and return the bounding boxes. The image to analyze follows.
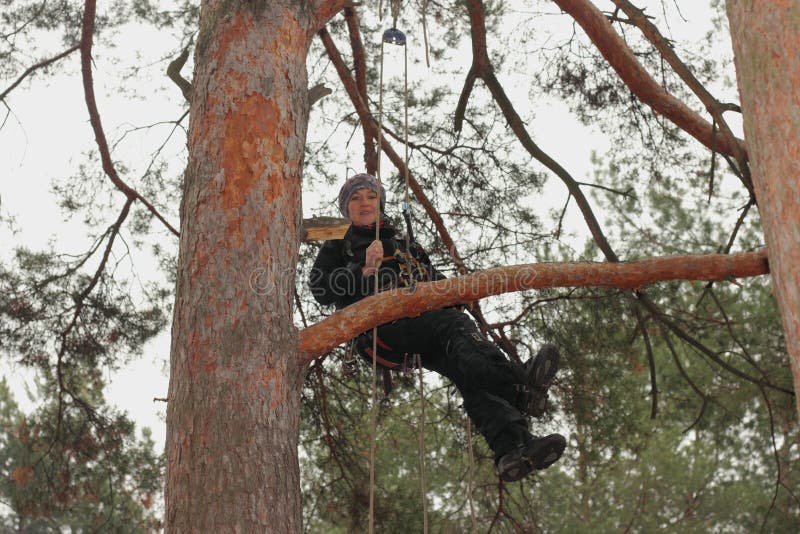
[301,216,350,241]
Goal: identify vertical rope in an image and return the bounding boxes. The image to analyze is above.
[467,419,478,532]
[402,39,412,254]
[403,44,429,532]
[368,40,387,534]
[421,0,431,68]
[415,354,429,533]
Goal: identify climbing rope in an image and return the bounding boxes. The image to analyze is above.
[368,8,434,532]
[467,419,478,532]
[368,29,385,531]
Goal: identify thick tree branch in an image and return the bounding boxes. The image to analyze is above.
[551,0,746,160]
[609,0,752,192]
[311,0,352,36]
[80,0,179,237]
[343,7,377,174]
[0,44,80,102]
[298,249,769,362]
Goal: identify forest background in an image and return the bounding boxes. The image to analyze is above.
[0,0,797,531]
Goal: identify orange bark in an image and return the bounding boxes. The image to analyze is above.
[727,0,800,413]
[166,2,326,531]
[298,250,769,362]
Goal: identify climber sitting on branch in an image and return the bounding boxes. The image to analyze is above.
[309,173,566,482]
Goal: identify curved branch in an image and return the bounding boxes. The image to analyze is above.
[166,44,193,102]
[609,0,752,192]
[298,249,770,362]
[463,0,617,261]
[637,290,793,396]
[551,0,746,159]
[632,304,658,418]
[80,0,179,237]
[483,67,620,261]
[453,66,477,133]
[0,44,80,102]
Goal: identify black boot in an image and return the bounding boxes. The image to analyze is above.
[517,344,560,418]
[495,432,566,483]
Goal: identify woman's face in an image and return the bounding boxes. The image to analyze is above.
[347,188,380,226]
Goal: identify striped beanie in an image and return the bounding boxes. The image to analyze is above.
[337,173,386,217]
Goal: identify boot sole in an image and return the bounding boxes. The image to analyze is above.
[526,345,560,418]
[497,434,566,482]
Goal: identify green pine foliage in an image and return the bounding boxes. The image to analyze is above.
[0,377,163,532]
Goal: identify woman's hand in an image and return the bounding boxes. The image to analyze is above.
[361,240,384,276]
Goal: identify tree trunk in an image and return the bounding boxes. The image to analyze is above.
[165,1,312,530]
[726,1,800,414]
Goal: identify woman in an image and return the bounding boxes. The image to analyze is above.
[309,173,565,482]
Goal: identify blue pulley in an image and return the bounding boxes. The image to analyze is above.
[382,27,406,46]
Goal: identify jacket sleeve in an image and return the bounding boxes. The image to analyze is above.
[309,240,375,307]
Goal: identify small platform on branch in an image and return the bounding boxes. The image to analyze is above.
[302,216,350,241]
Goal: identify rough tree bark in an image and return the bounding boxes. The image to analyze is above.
[164,1,345,531]
[726,0,800,415]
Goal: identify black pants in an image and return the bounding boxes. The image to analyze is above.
[357,308,527,450]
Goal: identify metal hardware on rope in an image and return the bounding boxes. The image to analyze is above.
[383,27,406,46]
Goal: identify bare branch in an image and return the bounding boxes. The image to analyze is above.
[463,0,619,262]
[632,304,658,418]
[637,290,793,396]
[308,83,332,108]
[80,0,179,238]
[0,44,80,102]
[344,6,377,174]
[609,0,752,192]
[166,44,193,102]
[454,67,477,133]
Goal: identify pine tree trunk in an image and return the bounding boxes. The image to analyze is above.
[165,1,312,530]
[726,1,800,413]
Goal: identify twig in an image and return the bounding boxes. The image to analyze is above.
[0,44,80,102]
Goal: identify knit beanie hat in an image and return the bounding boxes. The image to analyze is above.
[337,173,386,218]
